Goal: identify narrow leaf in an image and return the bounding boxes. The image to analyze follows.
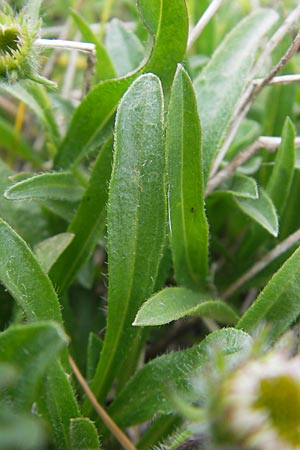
[194,9,278,184]
[0,409,45,450]
[49,137,113,291]
[266,117,295,214]
[235,187,279,237]
[4,172,84,202]
[89,74,166,403]
[34,233,75,273]
[69,418,101,450]
[217,173,258,199]
[166,65,209,290]
[108,328,252,427]
[237,246,300,341]
[134,287,239,326]
[71,10,116,81]
[0,321,68,409]
[0,219,62,322]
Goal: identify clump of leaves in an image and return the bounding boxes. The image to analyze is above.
[1,0,300,449]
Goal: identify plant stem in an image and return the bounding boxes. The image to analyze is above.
[68,356,138,450]
[187,0,225,50]
[222,229,300,300]
[253,74,300,85]
[206,135,300,195]
[34,38,96,54]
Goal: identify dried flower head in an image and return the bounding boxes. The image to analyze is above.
[213,352,300,450]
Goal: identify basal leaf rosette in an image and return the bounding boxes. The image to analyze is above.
[213,353,300,450]
[0,4,53,86]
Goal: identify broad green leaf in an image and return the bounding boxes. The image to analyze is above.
[89,74,166,404]
[40,199,78,223]
[235,187,279,237]
[266,117,295,214]
[0,219,62,322]
[134,287,239,326]
[0,321,68,409]
[108,328,252,426]
[55,0,188,169]
[0,118,42,165]
[50,137,113,291]
[105,18,145,77]
[71,10,116,81]
[39,362,81,450]
[69,418,101,450]
[4,172,84,202]
[0,409,45,450]
[34,233,75,273]
[166,65,209,290]
[237,246,300,341]
[24,0,43,26]
[194,9,278,184]
[217,173,258,199]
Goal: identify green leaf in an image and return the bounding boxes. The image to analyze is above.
[217,173,258,199]
[0,218,62,322]
[49,137,113,291]
[24,0,43,26]
[69,418,101,450]
[134,287,239,326]
[105,18,145,77]
[40,362,81,450]
[0,117,43,165]
[108,328,252,427]
[266,117,295,214]
[34,232,75,273]
[194,9,278,184]
[227,119,262,160]
[4,172,84,202]
[71,10,116,81]
[55,0,188,169]
[0,321,68,409]
[235,187,279,237]
[138,0,188,91]
[166,65,209,290]
[89,74,166,404]
[86,333,103,383]
[237,246,300,341]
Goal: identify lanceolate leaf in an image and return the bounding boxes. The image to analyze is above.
[49,137,113,292]
[266,117,295,214]
[235,187,279,237]
[134,287,239,326]
[237,246,300,341]
[194,9,278,184]
[0,322,68,409]
[108,328,252,427]
[55,0,188,169]
[4,172,84,202]
[89,74,166,404]
[0,218,62,322]
[216,173,258,199]
[166,65,209,290]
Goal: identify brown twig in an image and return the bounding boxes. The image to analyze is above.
[222,229,300,300]
[68,355,138,450]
